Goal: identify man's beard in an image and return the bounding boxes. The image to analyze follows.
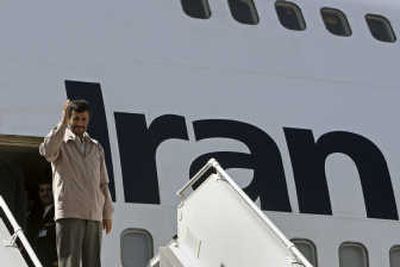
[71,126,86,136]
[41,196,52,206]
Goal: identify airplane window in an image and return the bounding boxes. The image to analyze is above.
[365,14,396,43]
[121,229,153,267]
[291,239,318,266]
[321,8,352,36]
[181,0,211,19]
[339,242,369,267]
[275,1,306,31]
[227,0,260,25]
[390,246,400,267]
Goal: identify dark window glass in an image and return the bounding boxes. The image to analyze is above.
[275,1,306,31]
[121,229,153,267]
[181,0,211,19]
[365,14,396,43]
[228,0,260,25]
[339,242,369,267]
[321,8,352,36]
[390,246,400,267]
[291,239,318,266]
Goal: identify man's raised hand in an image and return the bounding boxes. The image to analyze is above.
[61,99,71,126]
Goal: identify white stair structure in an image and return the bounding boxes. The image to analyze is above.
[152,159,313,267]
[0,196,42,267]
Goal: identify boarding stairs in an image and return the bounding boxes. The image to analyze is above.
[0,196,42,266]
[151,159,313,267]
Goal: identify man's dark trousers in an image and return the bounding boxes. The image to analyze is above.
[56,218,102,267]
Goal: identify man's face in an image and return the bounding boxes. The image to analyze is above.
[38,183,53,206]
[68,110,90,137]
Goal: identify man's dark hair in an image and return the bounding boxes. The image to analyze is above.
[37,169,52,188]
[67,99,91,118]
[37,178,51,187]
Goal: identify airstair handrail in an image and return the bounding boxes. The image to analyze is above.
[177,158,312,267]
[177,158,220,198]
[0,196,43,267]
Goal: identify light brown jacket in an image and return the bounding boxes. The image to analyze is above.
[39,123,113,222]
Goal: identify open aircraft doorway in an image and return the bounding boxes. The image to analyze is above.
[0,135,54,266]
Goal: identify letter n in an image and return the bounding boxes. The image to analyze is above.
[285,128,398,220]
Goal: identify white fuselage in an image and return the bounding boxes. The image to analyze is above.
[0,0,399,266]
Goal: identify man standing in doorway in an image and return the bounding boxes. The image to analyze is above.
[39,99,113,267]
[27,179,57,267]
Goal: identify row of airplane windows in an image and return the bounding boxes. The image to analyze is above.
[119,228,400,266]
[181,0,397,43]
[292,238,400,267]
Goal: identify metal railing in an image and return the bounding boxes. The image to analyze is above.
[177,158,313,267]
[0,196,43,267]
